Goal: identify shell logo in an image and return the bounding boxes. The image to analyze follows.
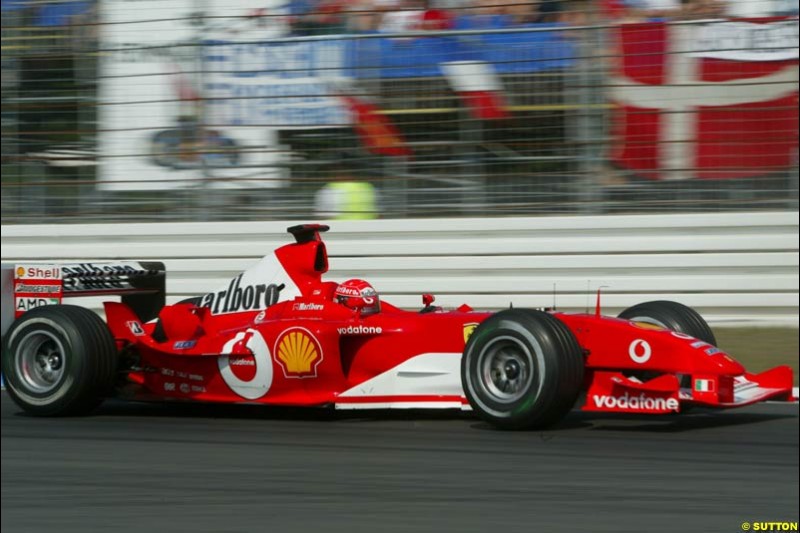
[274,328,323,378]
[16,266,25,277]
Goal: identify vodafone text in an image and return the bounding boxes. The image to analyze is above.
[337,325,383,335]
[592,393,679,412]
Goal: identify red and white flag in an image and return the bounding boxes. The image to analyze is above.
[610,19,799,180]
[337,93,412,158]
[441,61,509,120]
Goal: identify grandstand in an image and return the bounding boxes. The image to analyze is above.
[1,0,797,222]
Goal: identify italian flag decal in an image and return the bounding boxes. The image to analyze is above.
[695,379,715,392]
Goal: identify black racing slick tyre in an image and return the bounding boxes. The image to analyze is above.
[461,309,584,430]
[618,300,716,346]
[1,305,118,416]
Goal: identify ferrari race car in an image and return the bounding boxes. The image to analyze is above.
[1,224,795,429]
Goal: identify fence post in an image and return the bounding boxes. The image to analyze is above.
[573,24,608,214]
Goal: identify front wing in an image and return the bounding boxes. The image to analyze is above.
[583,365,796,414]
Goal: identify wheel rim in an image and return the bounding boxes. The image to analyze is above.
[15,331,67,394]
[477,336,534,403]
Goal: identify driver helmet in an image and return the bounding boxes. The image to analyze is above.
[334,279,381,316]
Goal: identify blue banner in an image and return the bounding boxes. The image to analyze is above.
[200,27,574,127]
[346,25,575,79]
[205,26,575,81]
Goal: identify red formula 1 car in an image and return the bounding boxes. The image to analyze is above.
[1,224,795,429]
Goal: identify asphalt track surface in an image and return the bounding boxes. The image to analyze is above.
[2,393,798,533]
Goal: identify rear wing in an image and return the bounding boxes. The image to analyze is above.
[2,262,165,336]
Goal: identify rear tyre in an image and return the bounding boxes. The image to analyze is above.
[461,309,584,430]
[2,305,118,416]
[618,300,716,387]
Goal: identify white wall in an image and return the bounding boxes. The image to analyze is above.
[2,212,798,325]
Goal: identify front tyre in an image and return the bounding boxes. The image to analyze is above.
[2,305,118,416]
[617,300,716,346]
[461,309,584,430]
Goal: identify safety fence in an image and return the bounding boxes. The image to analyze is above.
[1,2,798,223]
[1,211,797,325]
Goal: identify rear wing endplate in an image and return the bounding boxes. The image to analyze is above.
[2,262,165,336]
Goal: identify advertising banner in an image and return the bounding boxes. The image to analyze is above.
[202,38,348,128]
[690,20,799,62]
[98,0,302,191]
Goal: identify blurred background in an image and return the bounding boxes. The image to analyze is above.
[1,0,798,223]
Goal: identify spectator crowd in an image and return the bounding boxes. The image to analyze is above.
[285,0,798,36]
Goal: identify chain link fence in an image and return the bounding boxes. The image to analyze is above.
[1,2,798,223]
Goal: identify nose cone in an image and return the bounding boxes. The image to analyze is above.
[695,348,746,376]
